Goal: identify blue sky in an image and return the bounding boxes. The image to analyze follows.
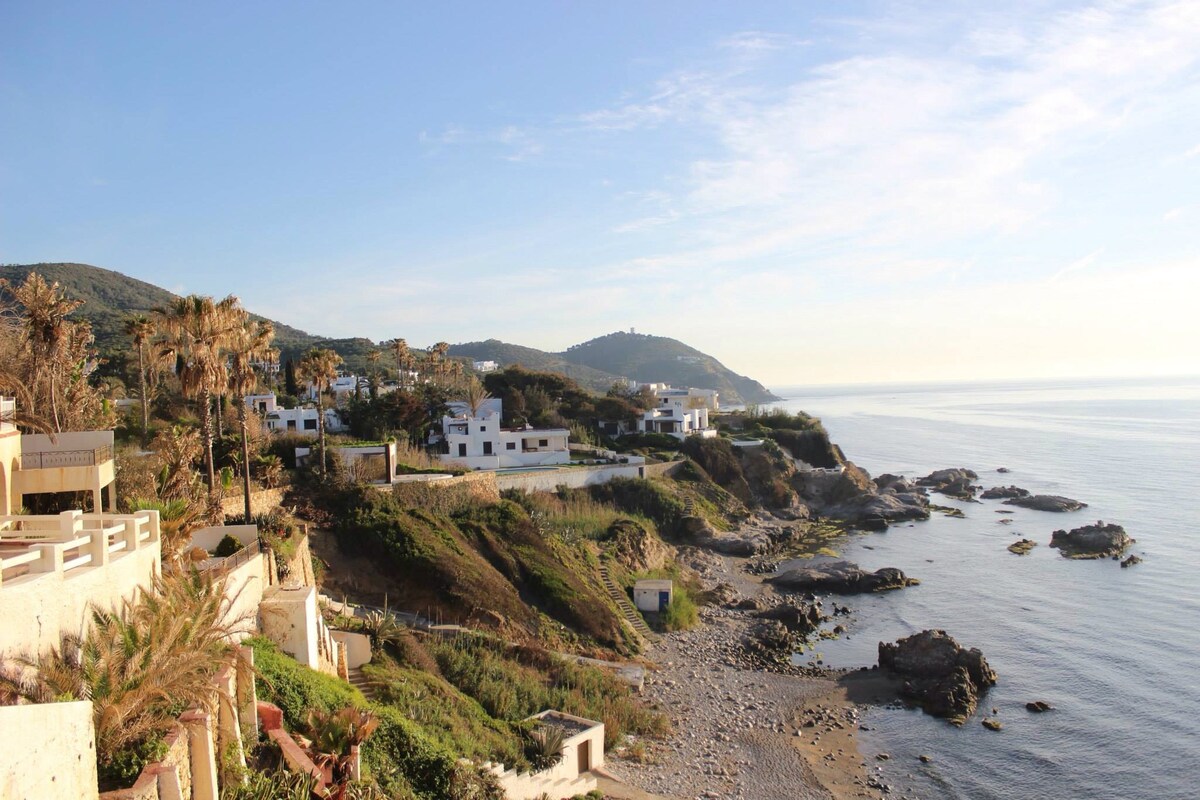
[2,1,1198,384]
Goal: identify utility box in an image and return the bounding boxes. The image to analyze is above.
[633,579,674,613]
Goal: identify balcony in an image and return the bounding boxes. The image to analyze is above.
[18,444,114,469]
[13,431,117,512]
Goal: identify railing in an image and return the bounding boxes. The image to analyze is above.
[18,444,115,469]
[0,510,160,587]
[197,539,262,575]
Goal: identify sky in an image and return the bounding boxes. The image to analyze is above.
[2,1,1198,386]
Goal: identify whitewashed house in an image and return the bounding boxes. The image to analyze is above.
[246,393,344,436]
[472,360,499,374]
[437,399,569,470]
[634,385,718,440]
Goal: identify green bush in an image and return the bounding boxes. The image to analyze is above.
[661,591,699,631]
[247,637,364,727]
[214,533,244,558]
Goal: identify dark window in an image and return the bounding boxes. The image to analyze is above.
[506,442,516,450]
[287,420,297,430]
[303,419,317,430]
[483,441,493,455]
[479,425,486,431]
[539,439,548,447]
[458,443,467,457]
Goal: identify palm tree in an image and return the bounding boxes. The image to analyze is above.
[305,706,380,794]
[429,342,450,387]
[298,347,342,476]
[390,338,411,389]
[153,295,243,508]
[1,272,84,430]
[365,348,382,398]
[226,313,275,522]
[123,315,156,446]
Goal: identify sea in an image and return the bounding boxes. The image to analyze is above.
[767,377,1200,800]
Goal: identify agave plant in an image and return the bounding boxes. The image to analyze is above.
[524,724,565,771]
[360,603,404,649]
[305,706,380,795]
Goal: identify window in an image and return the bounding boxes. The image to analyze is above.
[303,419,317,431]
[506,442,516,450]
[539,439,548,447]
[287,420,297,430]
[483,441,493,455]
[479,425,486,431]
[458,443,467,457]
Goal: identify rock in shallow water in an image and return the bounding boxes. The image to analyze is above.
[1007,539,1037,555]
[767,560,919,594]
[1049,521,1133,559]
[1004,494,1088,512]
[878,629,997,724]
[981,485,1031,500]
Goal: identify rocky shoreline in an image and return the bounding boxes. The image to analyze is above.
[605,552,901,800]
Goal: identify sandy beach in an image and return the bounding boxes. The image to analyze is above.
[605,552,901,800]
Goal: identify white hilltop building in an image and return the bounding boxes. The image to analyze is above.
[472,360,499,373]
[623,384,719,441]
[436,398,569,470]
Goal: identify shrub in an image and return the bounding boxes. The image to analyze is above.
[661,591,699,631]
[214,533,245,557]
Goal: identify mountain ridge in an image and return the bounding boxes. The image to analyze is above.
[1,262,779,403]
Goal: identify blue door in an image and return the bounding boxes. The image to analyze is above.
[658,591,670,611]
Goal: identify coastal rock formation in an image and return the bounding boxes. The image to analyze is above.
[1026,701,1054,713]
[679,515,773,556]
[742,619,794,663]
[878,629,997,724]
[981,485,1030,500]
[755,600,825,637]
[1004,494,1088,512]
[917,468,980,500]
[1121,555,1143,568]
[767,560,918,594]
[1007,539,1037,555]
[1049,521,1133,559]
[607,519,675,572]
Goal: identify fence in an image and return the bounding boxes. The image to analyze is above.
[0,509,160,587]
[19,444,115,469]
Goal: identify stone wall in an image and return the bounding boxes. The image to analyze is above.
[643,460,686,479]
[219,487,284,519]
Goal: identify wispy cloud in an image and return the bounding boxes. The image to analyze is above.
[1053,249,1103,281]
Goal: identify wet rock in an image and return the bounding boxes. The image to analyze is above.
[755,601,825,636]
[1026,701,1054,713]
[917,468,980,500]
[768,560,919,594]
[1121,555,1143,568]
[1004,494,1088,512]
[878,630,997,724]
[1050,521,1133,559]
[997,467,1011,473]
[1007,539,1037,555]
[930,504,966,518]
[980,485,1030,500]
[982,718,1003,731]
[919,754,933,763]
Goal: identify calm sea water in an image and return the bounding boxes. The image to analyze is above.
[769,377,1200,800]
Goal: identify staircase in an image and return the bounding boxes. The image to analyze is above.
[348,667,377,701]
[598,562,659,647]
[682,497,697,516]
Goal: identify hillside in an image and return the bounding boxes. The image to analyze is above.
[1,263,338,362]
[453,332,779,405]
[2,263,779,402]
[446,339,626,392]
[564,331,778,404]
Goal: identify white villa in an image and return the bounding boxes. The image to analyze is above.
[437,398,569,470]
[472,360,499,373]
[620,385,719,441]
[245,393,345,436]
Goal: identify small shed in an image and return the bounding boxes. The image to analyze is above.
[633,579,674,613]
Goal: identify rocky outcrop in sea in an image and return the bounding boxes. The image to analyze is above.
[981,485,1030,500]
[768,561,918,594]
[1004,494,1088,512]
[878,630,997,725]
[1049,521,1133,559]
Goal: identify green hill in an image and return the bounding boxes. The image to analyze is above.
[452,332,779,405]
[563,331,778,404]
[2,263,778,402]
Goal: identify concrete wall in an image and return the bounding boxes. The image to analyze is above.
[0,512,161,655]
[643,460,686,479]
[217,551,267,642]
[492,712,605,800]
[0,700,99,800]
[20,430,114,453]
[0,427,19,515]
[494,463,644,494]
[331,630,372,669]
[260,585,319,668]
